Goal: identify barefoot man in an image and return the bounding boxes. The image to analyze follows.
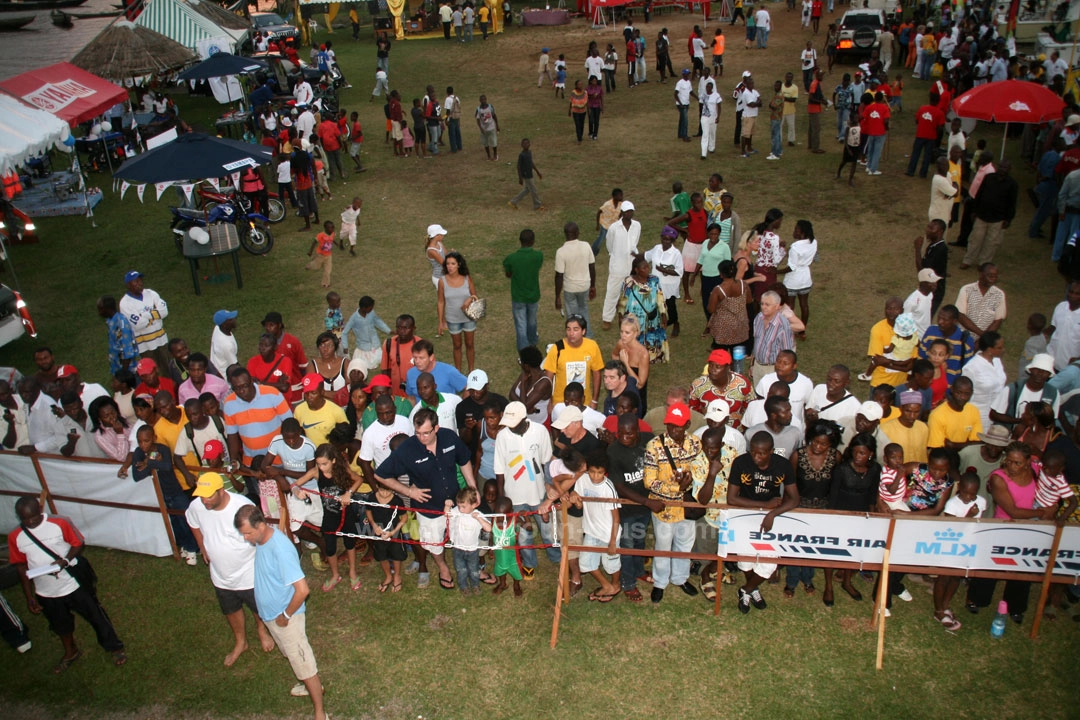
[186,472,275,666]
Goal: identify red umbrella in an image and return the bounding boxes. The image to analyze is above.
[951,79,1066,123]
[951,80,1066,160]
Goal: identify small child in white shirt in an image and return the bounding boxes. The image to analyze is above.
[339,196,362,256]
[946,118,967,153]
[943,472,987,519]
[446,486,492,595]
[569,450,621,602]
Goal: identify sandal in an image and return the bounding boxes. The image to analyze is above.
[480,574,498,585]
[439,575,455,590]
[321,576,342,592]
[684,296,695,304]
[569,580,584,598]
[935,613,962,631]
[112,650,127,667]
[52,650,82,674]
[589,589,621,603]
[702,580,717,601]
[351,578,363,592]
[391,580,403,593]
[624,588,643,602]
[783,587,795,599]
[378,581,391,593]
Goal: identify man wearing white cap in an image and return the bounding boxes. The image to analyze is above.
[839,400,889,461]
[494,401,555,576]
[186,472,273,668]
[989,353,1058,427]
[732,71,751,145]
[456,369,506,449]
[602,201,641,329]
[693,398,747,454]
[904,269,940,337]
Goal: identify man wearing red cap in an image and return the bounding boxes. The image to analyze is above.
[293,374,347,447]
[357,374,412,430]
[134,358,177,403]
[688,348,754,430]
[56,365,108,409]
[186,472,274,667]
[642,401,707,603]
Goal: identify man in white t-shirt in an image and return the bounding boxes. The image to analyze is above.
[674,69,695,142]
[754,350,814,421]
[693,398,747,454]
[904,269,940,337]
[804,365,861,425]
[210,310,238,376]
[585,48,605,82]
[175,397,229,465]
[700,80,722,160]
[644,225,684,336]
[554,221,597,335]
[739,77,762,158]
[1044,52,1069,83]
[187,472,274,667]
[755,6,771,48]
[409,372,462,432]
[359,394,414,485]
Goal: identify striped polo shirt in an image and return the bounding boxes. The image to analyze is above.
[223,385,293,465]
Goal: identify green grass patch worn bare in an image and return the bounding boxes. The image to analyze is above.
[0,11,1076,719]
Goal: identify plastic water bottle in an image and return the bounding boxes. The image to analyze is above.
[990,600,1008,639]
[732,345,746,375]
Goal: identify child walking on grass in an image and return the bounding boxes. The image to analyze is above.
[339,196,362,256]
[307,220,336,288]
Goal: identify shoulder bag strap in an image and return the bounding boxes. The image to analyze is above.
[817,392,853,414]
[261,356,284,385]
[18,523,83,585]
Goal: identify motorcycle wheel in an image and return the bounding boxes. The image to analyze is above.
[240,221,274,255]
[267,198,286,224]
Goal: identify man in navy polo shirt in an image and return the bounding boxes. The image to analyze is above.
[374,408,476,590]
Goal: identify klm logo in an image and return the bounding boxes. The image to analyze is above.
[915,528,975,557]
[715,518,736,547]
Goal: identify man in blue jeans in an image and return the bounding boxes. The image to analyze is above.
[607,413,655,602]
[502,228,544,350]
[494,401,559,575]
[554,222,597,337]
[863,91,890,176]
[905,93,944,178]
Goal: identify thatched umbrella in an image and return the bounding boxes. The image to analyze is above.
[70,19,198,83]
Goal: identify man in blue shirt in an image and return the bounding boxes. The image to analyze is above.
[235,504,326,719]
[1029,137,1064,240]
[374,408,475,590]
[404,338,467,402]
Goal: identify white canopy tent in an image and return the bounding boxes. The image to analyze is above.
[0,94,72,177]
[135,0,249,55]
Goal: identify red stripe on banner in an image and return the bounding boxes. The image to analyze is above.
[751,542,776,552]
[992,557,1018,566]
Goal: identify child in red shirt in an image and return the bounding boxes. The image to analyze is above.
[306,220,336,288]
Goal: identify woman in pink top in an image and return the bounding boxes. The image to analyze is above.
[964,441,1047,623]
[89,397,132,462]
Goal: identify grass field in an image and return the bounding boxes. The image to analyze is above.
[0,6,1077,719]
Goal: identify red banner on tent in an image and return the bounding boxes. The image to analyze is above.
[0,62,128,128]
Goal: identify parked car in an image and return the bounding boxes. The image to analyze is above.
[835,9,885,64]
[252,51,321,96]
[251,12,299,43]
[0,283,37,348]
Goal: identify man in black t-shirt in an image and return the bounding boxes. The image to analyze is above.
[727,431,799,614]
[607,413,656,602]
[455,369,507,451]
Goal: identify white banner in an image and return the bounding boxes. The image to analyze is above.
[0,453,174,557]
[717,509,890,565]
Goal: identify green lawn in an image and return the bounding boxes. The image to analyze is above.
[0,8,1076,719]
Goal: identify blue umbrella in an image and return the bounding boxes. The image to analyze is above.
[176,53,267,82]
[113,132,273,184]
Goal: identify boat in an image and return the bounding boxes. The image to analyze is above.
[0,0,88,12]
[0,13,33,28]
[50,7,71,25]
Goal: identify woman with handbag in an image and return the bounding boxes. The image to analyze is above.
[617,255,669,365]
[437,252,479,373]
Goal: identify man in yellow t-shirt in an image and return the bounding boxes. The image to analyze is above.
[543,316,605,406]
[293,374,348,447]
[926,377,982,449]
[881,390,929,463]
[781,72,799,146]
[864,297,909,387]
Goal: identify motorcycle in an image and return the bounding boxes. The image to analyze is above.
[169,196,274,256]
[197,183,285,224]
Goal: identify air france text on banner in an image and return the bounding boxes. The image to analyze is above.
[716,509,890,565]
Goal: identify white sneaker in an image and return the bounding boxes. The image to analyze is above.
[303,541,318,550]
[15,641,31,654]
[291,682,310,697]
[898,589,913,602]
[869,170,882,176]
[180,549,198,566]
[766,154,779,160]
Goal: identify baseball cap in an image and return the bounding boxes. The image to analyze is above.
[500,401,527,426]
[136,358,157,375]
[661,225,679,239]
[664,402,692,426]
[192,472,225,498]
[1067,115,1080,128]
[620,200,635,212]
[466,369,489,391]
[742,70,752,78]
[300,373,323,393]
[56,364,78,379]
[123,270,143,284]
[857,400,884,422]
[681,68,690,75]
[261,311,283,326]
[1028,353,1056,376]
[213,309,238,326]
[708,348,733,366]
[427,223,448,238]
[542,47,550,52]
[202,439,225,461]
[363,374,392,392]
[704,398,730,422]
[977,424,1011,446]
[552,405,583,430]
[917,268,941,283]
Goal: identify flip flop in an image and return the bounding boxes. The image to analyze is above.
[683,296,695,304]
[378,581,391,593]
[52,650,82,675]
[596,589,621,603]
[351,578,362,592]
[112,650,127,667]
[480,574,498,585]
[936,613,962,631]
[439,575,455,590]
[569,580,584,598]
[624,588,644,602]
[322,576,342,592]
[391,581,403,593]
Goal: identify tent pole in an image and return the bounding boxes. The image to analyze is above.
[1000,121,1007,163]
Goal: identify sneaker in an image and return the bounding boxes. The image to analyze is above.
[404,560,420,575]
[869,170,882,176]
[898,589,913,602]
[291,682,310,697]
[741,153,750,158]
[738,588,751,614]
[15,641,31,654]
[310,553,329,572]
[303,541,318,550]
[765,154,779,160]
[180,549,198,566]
[750,589,767,610]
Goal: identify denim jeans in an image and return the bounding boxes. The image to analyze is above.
[836,107,848,141]
[592,226,608,255]
[865,134,886,172]
[427,124,441,154]
[1053,211,1080,262]
[770,118,782,157]
[511,301,539,350]
[464,22,473,41]
[562,291,592,338]
[757,28,769,49]
[1029,179,1057,237]
[619,513,650,591]
[906,136,936,177]
[165,492,198,554]
[377,57,389,73]
[603,68,615,92]
[785,565,815,589]
[513,502,560,568]
[677,104,689,139]
[651,515,695,589]
[448,118,462,152]
[453,548,480,590]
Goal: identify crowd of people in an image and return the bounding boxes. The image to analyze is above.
[6,2,1080,716]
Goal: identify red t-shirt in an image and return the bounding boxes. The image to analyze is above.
[315,232,335,256]
[1056,148,1080,177]
[915,104,946,140]
[317,120,341,152]
[600,414,653,435]
[626,39,637,62]
[811,0,822,17]
[246,353,299,404]
[862,102,890,136]
[275,331,309,376]
[350,120,363,143]
[135,376,177,402]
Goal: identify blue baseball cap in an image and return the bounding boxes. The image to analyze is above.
[213,309,238,326]
[123,270,143,284]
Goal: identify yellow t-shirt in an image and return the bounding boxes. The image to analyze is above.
[880,418,929,463]
[154,409,197,489]
[478,5,489,22]
[781,83,798,116]
[867,319,908,387]
[543,338,606,404]
[927,403,982,448]
[948,161,962,204]
[293,401,348,448]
